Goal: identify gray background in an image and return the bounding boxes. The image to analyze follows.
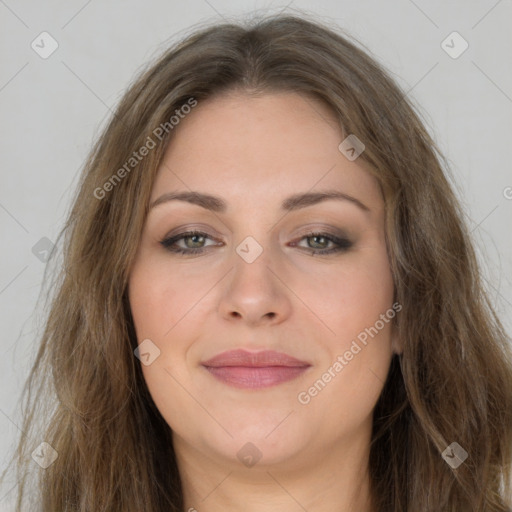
[1,0,511,507]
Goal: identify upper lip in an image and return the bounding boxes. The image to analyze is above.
[202,349,310,368]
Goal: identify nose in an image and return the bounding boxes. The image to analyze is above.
[218,243,293,327]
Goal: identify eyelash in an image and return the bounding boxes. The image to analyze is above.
[159,230,353,256]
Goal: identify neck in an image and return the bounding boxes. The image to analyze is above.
[175,431,374,512]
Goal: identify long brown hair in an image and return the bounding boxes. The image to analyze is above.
[3,13,512,512]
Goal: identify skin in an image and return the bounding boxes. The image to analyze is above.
[128,91,400,512]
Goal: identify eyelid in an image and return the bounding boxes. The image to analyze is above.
[160,230,222,250]
[292,225,348,237]
[160,227,353,257]
[290,230,353,253]
[161,224,348,243]
[163,223,225,239]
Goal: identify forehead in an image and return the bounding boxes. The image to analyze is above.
[151,91,382,211]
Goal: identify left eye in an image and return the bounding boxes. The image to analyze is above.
[160,230,353,256]
[291,232,353,255]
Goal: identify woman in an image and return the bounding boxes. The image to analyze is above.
[3,13,512,512]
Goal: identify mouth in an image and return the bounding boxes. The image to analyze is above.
[201,349,311,389]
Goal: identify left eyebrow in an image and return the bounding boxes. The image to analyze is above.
[281,190,370,212]
[149,189,370,213]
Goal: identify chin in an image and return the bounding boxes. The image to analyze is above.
[201,416,314,468]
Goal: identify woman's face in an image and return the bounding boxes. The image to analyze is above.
[128,91,398,471]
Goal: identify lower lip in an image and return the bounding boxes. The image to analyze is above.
[203,365,310,389]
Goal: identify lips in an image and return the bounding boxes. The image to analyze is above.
[201,349,311,389]
[202,349,309,368]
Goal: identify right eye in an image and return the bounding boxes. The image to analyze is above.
[160,231,222,255]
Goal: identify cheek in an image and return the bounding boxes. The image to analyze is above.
[296,246,394,340]
[128,250,206,340]
[129,240,395,404]
[129,258,201,431]
[295,248,395,417]
[129,239,395,349]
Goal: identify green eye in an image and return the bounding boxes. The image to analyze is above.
[160,231,353,256]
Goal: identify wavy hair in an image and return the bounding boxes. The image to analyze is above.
[3,12,512,512]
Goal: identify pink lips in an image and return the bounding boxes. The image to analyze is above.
[201,349,311,389]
